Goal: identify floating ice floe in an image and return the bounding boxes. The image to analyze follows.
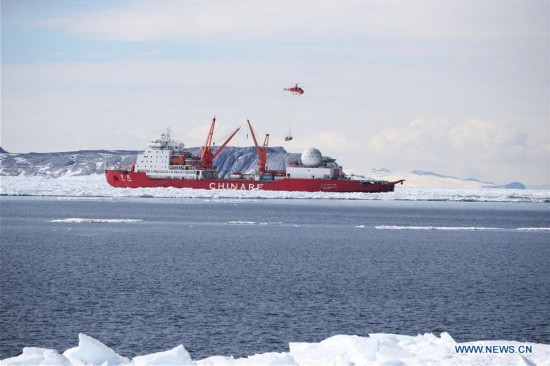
[227,221,283,225]
[516,227,550,231]
[2,332,549,366]
[49,218,142,224]
[375,225,502,231]
[374,226,550,232]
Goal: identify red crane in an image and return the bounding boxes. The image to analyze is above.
[200,116,240,169]
[247,119,269,173]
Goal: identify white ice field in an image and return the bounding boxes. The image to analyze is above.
[1,175,549,203]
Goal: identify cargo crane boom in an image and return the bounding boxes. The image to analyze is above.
[247,119,268,173]
[200,116,240,169]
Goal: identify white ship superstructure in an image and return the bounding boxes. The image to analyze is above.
[285,148,342,179]
[134,128,217,180]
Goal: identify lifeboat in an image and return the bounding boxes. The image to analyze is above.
[170,156,186,165]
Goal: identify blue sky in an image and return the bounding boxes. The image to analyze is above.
[1,0,549,185]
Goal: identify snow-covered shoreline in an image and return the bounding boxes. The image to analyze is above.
[2,332,549,365]
[1,175,548,203]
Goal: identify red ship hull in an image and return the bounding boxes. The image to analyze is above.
[105,170,403,193]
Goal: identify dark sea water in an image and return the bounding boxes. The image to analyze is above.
[1,197,549,359]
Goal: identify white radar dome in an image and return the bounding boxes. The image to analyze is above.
[301,148,323,167]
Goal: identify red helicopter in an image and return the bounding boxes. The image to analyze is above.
[284,83,304,95]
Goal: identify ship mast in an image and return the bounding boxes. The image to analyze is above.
[247,119,269,173]
[200,116,240,169]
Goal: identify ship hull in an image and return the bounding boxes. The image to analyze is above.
[105,170,401,193]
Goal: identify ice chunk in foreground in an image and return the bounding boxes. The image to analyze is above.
[62,333,130,366]
[290,335,379,365]
[132,345,194,366]
[1,347,71,366]
[196,352,297,366]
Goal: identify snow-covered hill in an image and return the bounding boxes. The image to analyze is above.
[0,147,301,179]
[0,147,526,189]
[368,169,492,189]
[0,149,137,178]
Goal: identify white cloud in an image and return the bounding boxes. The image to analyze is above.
[364,118,548,184]
[261,116,547,185]
[46,1,548,44]
[280,130,363,155]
